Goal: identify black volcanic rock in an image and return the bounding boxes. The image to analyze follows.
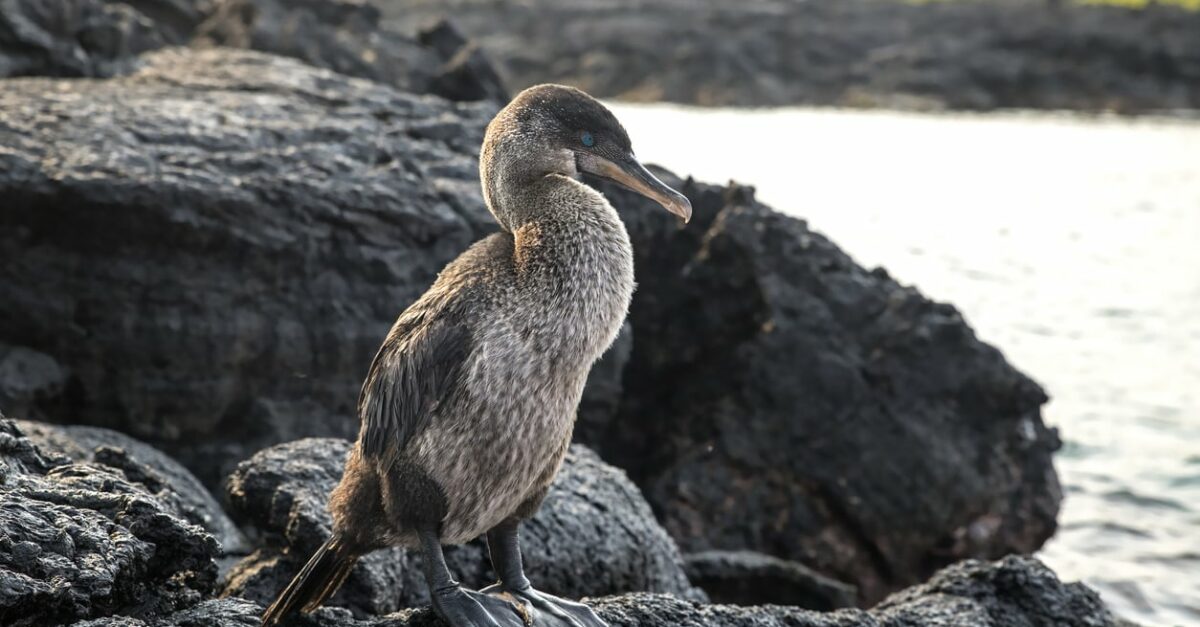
[221,439,699,615]
[193,2,505,100]
[221,438,441,617]
[0,0,195,78]
[0,0,506,101]
[684,550,857,610]
[872,556,1117,627]
[0,418,219,626]
[589,179,1062,603]
[381,0,1200,113]
[416,19,509,103]
[72,557,1118,627]
[519,445,699,601]
[13,420,247,555]
[0,46,499,487]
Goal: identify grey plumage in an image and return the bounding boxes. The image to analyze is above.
[263,84,690,627]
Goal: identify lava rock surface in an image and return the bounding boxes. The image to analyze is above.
[74,557,1118,627]
[684,550,857,610]
[13,419,247,555]
[222,439,700,615]
[0,46,499,487]
[383,0,1200,112]
[0,0,505,100]
[593,180,1062,602]
[0,418,219,626]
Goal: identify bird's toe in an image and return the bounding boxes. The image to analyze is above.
[513,588,606,627]
[432,586,529,627]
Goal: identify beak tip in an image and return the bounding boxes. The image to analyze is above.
[676,197,693,224]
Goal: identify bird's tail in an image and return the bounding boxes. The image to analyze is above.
[260,535,360,626]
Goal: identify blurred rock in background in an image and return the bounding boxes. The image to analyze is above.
[0,0,505,100]
[382,0,1200,113]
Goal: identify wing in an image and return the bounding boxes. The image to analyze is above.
[357,308,473,465]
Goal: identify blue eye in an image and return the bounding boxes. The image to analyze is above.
[580,132,595,147]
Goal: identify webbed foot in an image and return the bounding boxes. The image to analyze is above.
[432,585,532,627]
[480,584,607,627]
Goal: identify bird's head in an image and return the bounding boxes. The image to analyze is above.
[481,84,692,230]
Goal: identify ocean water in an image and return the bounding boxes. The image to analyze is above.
[610,103,1200,626]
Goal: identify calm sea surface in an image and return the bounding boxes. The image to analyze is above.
[610,103,1200,626]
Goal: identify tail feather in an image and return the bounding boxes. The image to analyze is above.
[302,552,357,613]
[261,536,359,626]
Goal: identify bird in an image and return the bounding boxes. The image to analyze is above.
[260,84,692,627]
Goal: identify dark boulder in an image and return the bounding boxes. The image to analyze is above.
[519,445,699,601]
[193,2,506,100]
[221,439,700,615]
[0,418,219,626]
[683,550,857,610]
[380,0,1200,112]
[415,19,508,103]
[589,179,1062,603]
[221,437,447,616]
[0,46,499,487]
[872,556,1119,627]
[71,557,1119,627]
[569,320,632,477]
[0,0,506,102]
[0,0,195,78]
[13,419,247,555]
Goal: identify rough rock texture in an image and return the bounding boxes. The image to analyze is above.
[0,0,505,101]
[871,556,1118,627]
[0,46,499,487]
[222,439,699,615]
[684,550,857,610]
[592,180,1062,603]
[192,0,506,100]
[519,446,698,601]
[573,322,632,470]
[0,0,196,78]
[382,0,1200,112]
[0,418,219,626]
[415,18,507,103]
[220,437,451,617]
[13,419,247,554]
[72,557,1119,627]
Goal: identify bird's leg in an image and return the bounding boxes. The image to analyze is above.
[418,526,527,627]
[482,519,607,627]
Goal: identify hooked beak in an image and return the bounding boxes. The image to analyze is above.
[577,152,692,223]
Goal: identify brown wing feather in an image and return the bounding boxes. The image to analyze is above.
[358,308,472,465]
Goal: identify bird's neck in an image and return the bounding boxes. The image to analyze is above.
[507,175,635,364]
[509,175,631,270]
